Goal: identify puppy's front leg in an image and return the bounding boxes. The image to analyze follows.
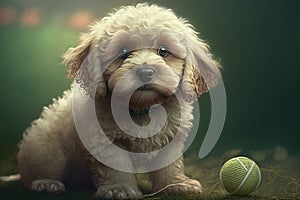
[150,156,202,194]
[84,147,142,199]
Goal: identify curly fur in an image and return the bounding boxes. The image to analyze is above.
[17,3,221,199]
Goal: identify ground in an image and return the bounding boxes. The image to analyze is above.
[1,147,299,200]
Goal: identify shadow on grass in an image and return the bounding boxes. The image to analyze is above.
[0,182,266,200]
[0,181,94,200]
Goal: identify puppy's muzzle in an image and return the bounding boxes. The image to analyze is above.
[136,66,155,82]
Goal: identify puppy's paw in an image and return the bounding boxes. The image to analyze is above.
[31,179,65,193]
[164,178,202,194]
[95,184,142,199]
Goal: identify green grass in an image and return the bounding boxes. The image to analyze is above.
[1,151,299,199]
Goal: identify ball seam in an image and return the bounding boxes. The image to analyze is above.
[231,161,255,195]
[254,165,262,190]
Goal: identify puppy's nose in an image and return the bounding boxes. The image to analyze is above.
[136,67,155,82]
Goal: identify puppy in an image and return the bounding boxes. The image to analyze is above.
[17,3,221,199]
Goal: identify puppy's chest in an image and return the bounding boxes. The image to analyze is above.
[98,112,180,152]
[95,96,193,153]
[97,116,182,153]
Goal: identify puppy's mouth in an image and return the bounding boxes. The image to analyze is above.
[135,83,173,97]
[126,83,175,111]
[137,83,155,90]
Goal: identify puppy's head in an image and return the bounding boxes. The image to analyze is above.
[63,3,221,110]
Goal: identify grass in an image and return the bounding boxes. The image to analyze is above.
[1,150,299,199]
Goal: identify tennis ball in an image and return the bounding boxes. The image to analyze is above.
[219,156,261,196]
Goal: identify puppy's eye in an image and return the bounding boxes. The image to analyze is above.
[158,45,169,57]
[118,47,129,59]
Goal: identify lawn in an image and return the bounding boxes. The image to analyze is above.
[1,150,300,199]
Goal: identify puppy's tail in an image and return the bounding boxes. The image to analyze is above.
[0,174,21,182]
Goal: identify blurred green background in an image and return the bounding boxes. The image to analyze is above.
[0,0,299,160]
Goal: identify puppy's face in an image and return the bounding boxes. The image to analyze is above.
[63,4,221,109]
[94,28,189,110]
[103,43,184,110]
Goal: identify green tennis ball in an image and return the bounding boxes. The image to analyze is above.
[219,156,261,196]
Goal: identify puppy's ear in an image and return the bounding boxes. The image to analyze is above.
[62,31,107,97]
[182,35,221,102]
[62,32,93,78]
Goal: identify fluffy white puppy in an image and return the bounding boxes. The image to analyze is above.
[17,3,221,199]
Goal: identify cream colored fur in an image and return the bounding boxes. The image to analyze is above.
[17,3,221,199]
